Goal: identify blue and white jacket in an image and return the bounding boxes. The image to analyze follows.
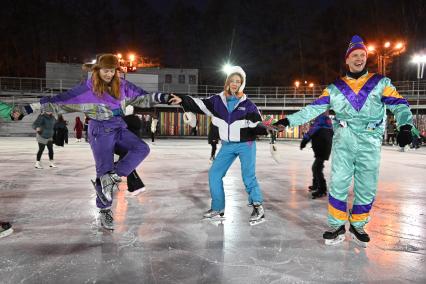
[180,92,267,142]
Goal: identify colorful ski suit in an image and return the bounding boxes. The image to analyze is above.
[286,72,413,229]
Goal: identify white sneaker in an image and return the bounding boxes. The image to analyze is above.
[127,187,146,197]
[49,160,57,168]
[35,161,43,169]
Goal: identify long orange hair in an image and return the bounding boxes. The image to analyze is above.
[91,68,121,99]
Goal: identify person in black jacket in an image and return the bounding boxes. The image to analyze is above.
[117,106,146,195]
[300,112,333,199]
[53,114,68,147]
[208,121,220,162]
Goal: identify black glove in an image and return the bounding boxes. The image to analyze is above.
[300,138,309,150]
[273,118,289,127]
[397,124,412,147]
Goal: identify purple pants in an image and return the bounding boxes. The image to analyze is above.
[89,117,150,208]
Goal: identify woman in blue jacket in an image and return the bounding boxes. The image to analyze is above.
[169,66,268,225]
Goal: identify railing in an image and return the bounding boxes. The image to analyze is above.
[1,76,425,109]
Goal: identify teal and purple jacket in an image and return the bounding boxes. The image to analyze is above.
[287,72,413,137]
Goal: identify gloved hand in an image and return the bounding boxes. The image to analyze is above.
[300,138,309,150]
[273,118,289,127]
[397,124,413,147]
[183,112,197,128]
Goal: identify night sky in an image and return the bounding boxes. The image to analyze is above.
[0,0,425,85]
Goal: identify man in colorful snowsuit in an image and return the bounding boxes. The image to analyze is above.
[275,35,414,247]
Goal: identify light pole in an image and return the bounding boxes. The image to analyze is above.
[412,54,426,127]
[367,41,405,76]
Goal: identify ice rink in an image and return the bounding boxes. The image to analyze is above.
[0,137,425,283]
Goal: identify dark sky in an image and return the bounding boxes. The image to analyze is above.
[0,0,425,85]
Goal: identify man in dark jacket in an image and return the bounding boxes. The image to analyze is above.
[300,112,333,199]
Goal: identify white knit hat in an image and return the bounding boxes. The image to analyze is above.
[226,66,246,92]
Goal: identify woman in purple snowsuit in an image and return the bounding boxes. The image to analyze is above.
[32,54,170,229]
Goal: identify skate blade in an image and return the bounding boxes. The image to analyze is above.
[249,218,266,226]
[324,234,345,245]
[0,228,14,239]
[100,226,114,231]
[202,216,226,221]
[350,232,368,248]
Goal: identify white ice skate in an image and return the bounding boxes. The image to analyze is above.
[249,205,266,226]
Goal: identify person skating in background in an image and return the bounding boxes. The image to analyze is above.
[386,119,397,146]
[32,111,57,169]
[208,121,219,162]
[169,66,268,226]
[274,35,414,247]
[83,115,90,142]
[300,112,333,199]
[53,114,68,147]
[74,116,83,142]
[150,115,158,143]
[115,105,146,196]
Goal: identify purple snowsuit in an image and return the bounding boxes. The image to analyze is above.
[40,78,169,208]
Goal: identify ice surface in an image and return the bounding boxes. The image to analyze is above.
[0,138,425,283]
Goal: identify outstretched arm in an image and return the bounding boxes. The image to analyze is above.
[274,89,330,129]
[169,94,215,116]
[123,81,171,108]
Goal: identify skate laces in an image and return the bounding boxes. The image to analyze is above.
[328,226,341,233]
[354,226,366,234]
[102,210,113,222]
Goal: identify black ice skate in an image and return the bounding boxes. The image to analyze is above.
[0,222,13,239]
[323,225,346,245]
[249,205,265,226]
[99,209,114,230]
[349,224,370,248]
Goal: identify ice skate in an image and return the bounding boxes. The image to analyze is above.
[128,186,146,196]
[323,225,346,245]
[203,209,225,220]
[34,161,43,169]
[249,204,265,226]
[91,179,109,206]
[0,222,13,239]
[99,172,121,202]
[99,209,114,230]
[349,224,370,248]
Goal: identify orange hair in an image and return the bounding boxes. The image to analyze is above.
[91,68,121,99]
